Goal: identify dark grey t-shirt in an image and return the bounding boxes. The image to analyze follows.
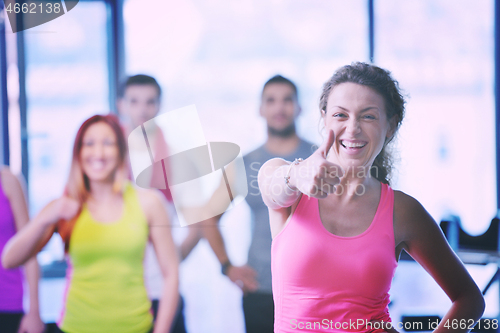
[243,139,316,293]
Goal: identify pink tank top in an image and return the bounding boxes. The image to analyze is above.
[0,174,23,312]
[271,183,397,333]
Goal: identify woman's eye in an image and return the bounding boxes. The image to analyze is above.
[333,113,347,118]
[103,140,116,146]
[363,115,376,120]
[83,141,94,147]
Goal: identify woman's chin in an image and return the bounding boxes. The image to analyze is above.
[84,171,115,183]
[338,159,373,176]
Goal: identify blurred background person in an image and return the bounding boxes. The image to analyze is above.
[201,75,316,333]
[2,115,179,333]
[0,166,45,333]
[118,74,201,332]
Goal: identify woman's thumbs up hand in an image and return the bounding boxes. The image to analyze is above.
[287,130,344,199]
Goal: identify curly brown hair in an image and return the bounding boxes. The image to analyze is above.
[319,62,406,184]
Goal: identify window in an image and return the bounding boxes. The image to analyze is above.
[376,0,495,235]
[376,0,496,319]
[24,2,109,217]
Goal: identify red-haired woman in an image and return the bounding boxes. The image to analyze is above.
[2,114,179,333]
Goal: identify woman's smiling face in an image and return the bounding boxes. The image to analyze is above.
[80,122,120,183]
[323,82,394,172]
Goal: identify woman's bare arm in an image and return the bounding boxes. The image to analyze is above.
[395,191,485,332]
[139,189,179,333]
[2,193,79,269]
[258,131,342,238]
[258,130,342,210]
[258,158,300,210]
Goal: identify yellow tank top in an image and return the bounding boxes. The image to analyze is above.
[58,182,153,333]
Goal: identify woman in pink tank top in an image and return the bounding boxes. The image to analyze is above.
[0,167,45,333]
[259,62,484,333]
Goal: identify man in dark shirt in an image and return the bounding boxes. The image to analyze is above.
[202,75,316,333]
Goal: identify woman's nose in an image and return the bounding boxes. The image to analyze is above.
[345,118,361,135]
[91,143,105,157]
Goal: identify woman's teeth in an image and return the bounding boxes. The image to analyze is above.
[341,141,366,148]
[91,161,105,170]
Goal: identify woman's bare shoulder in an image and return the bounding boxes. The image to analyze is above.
[134,186,164,208]
[133,186,168,224]
[1,165,14,183]
[0,166,23,199]
[393,190,421,211]
[393,189,438,241]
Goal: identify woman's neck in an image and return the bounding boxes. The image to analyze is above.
[87,180,116,202]
[332,164,378,199]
